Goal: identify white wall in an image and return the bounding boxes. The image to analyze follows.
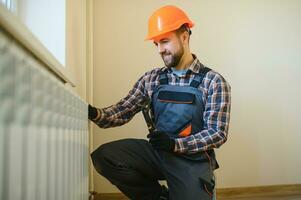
[17,0,66,66]
[92,0,301,192]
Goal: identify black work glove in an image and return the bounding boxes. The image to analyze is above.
[88,104,98,120]
[147,131,175,152]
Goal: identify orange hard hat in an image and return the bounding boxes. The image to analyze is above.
[145,5,194,40]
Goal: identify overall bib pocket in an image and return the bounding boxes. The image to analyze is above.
[154,90,195,138]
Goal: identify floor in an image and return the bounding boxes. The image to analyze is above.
[223,195,301,200]
[95,194,301,200]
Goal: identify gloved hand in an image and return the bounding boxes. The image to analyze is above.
[88,104,98,120]
[147,130,175,152]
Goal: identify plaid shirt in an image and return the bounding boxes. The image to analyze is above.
[93,55,231,154]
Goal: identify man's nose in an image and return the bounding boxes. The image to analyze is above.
[157,44,166,54]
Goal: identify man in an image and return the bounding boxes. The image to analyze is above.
[89,5,231,200]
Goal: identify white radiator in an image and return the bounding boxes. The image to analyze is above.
[0,28,89,200]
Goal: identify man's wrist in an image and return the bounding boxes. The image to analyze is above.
[88,104,103,121]
[92,108,101,121]
[174,138,185,153]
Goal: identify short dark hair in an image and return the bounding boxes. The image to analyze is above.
[175,24,192,37]
[175,24,192,44]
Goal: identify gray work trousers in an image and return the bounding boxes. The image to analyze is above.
[91,139,215,200]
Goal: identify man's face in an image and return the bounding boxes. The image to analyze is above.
[153,32,184,68]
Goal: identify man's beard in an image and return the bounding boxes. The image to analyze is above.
[161,45,184,68]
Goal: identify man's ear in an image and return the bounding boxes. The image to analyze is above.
[181,31,189,44]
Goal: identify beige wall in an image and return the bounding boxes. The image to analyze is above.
[66,0,87,99]
[92,0,301,193]
[66,0,95,191]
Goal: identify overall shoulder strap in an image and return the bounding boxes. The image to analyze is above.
[158,70,168,85]
[190,67,211,88]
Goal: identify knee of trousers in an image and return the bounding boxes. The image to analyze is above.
[90,143,143,186]
[90,143,112,176]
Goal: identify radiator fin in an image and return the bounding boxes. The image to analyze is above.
[0,28,89,200]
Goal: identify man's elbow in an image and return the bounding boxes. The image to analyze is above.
[214,131,228,149]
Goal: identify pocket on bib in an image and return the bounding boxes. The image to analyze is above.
[155,91,195,137]
[158,91,195,104]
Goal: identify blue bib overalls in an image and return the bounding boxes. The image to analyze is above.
[150,67,217,199]
[152,67,218,163]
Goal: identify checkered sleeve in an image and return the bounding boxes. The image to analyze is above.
[91,68,161,128]
[174,72,231,154]
[92,73,148,128]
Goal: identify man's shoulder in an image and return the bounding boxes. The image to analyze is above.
[204,68,230,87]
[141,67,166,78]
[204,69,231,88]
[193,58,228,85]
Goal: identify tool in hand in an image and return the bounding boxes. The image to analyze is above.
[141,97,156,133]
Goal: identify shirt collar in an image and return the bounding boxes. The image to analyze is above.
[188,54,205,74]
